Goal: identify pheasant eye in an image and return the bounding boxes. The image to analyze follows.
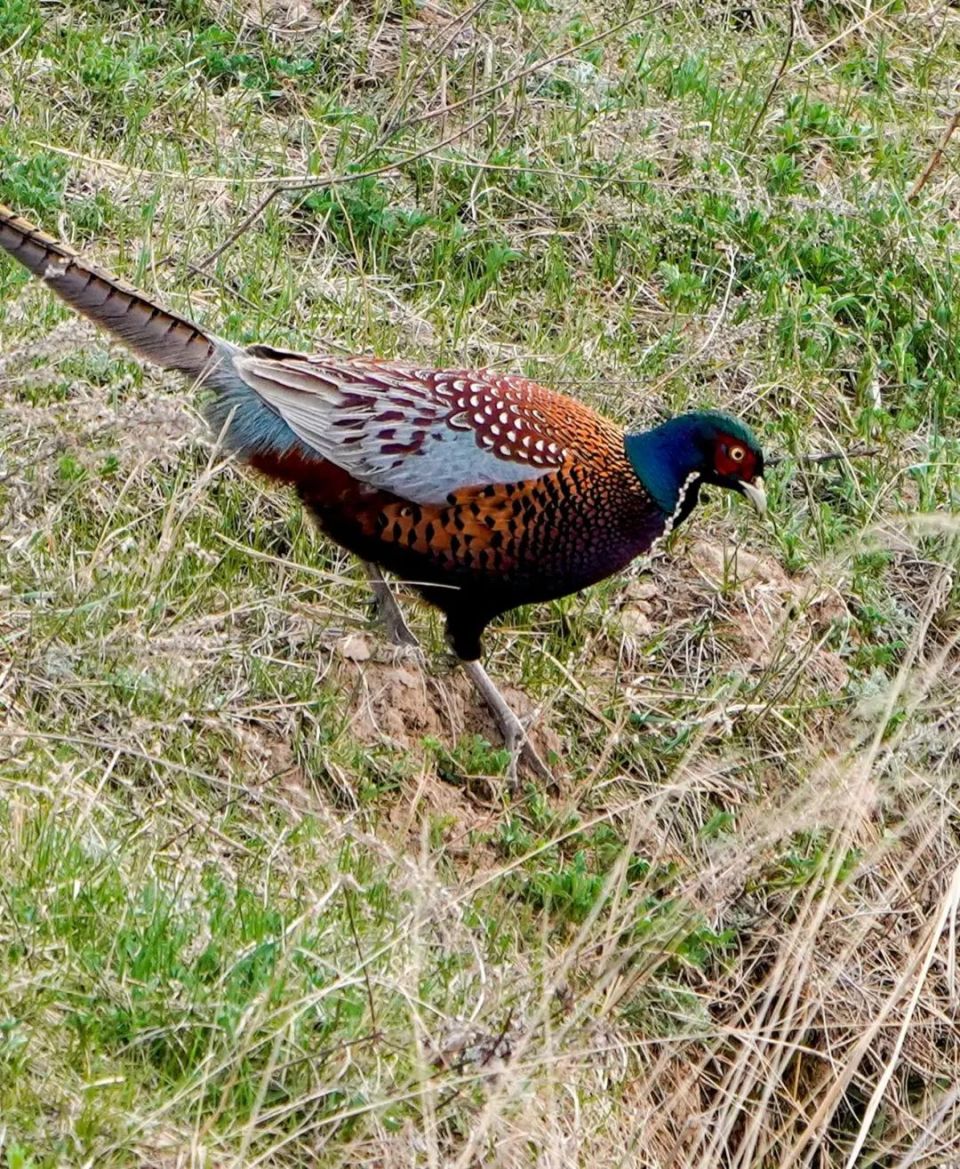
[730,446,745,462]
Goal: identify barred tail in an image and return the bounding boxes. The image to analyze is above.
[0,203,225,379]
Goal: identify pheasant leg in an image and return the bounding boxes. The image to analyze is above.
[463,659,552,786]
[362,561,419,647]
[359,564,550,783]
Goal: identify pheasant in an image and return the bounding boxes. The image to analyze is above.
[0,203,766,780]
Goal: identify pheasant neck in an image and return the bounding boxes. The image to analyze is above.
[623,420,706,526]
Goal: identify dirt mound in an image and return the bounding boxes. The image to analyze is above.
[332,635,563,769]
[618,538,849,694]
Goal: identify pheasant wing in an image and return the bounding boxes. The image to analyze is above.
[231,351,584,505]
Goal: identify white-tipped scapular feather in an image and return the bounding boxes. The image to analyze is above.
[232,352,564,505]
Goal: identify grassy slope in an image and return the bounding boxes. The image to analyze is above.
[1,1,959,1165]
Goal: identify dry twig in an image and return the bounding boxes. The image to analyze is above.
[908,109,960,202]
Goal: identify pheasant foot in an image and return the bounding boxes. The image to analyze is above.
[463,659,552,788]
[363,561,419,648]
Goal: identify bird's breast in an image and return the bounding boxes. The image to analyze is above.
[284,453,666,614]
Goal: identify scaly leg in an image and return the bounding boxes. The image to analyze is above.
[362,561,419,648]
[463,658,552,787]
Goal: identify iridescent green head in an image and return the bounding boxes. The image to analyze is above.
[624,411,766,524]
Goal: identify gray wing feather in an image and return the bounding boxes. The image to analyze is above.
[232,352,559,504]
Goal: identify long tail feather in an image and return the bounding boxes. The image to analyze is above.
[0,203,223,379]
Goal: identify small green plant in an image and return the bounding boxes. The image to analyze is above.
[298,178,432,263]
[5,1144,37,1169]
[427,734,512,777]
[0,150,65,215]
[0,0,40,51]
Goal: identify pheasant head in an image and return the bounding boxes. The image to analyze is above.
[624,411,766,529]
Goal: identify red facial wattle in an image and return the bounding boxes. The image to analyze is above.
[714,439,758,482]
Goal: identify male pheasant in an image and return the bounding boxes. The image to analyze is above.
[0,204,766,779]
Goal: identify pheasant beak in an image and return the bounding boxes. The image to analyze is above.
[740,477,767,517]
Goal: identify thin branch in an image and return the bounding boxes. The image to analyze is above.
[742,4,796,155]
[374,0,490,140]
[192,95,512,271]
[374,4,668,143]
[908,109,960,202]
[765,445,880,468]
[786,0,901,76]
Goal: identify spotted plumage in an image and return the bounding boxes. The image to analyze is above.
[220,355,674,657]
[0,203,766,774]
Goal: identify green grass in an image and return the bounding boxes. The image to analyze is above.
[2,1,960,1165]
